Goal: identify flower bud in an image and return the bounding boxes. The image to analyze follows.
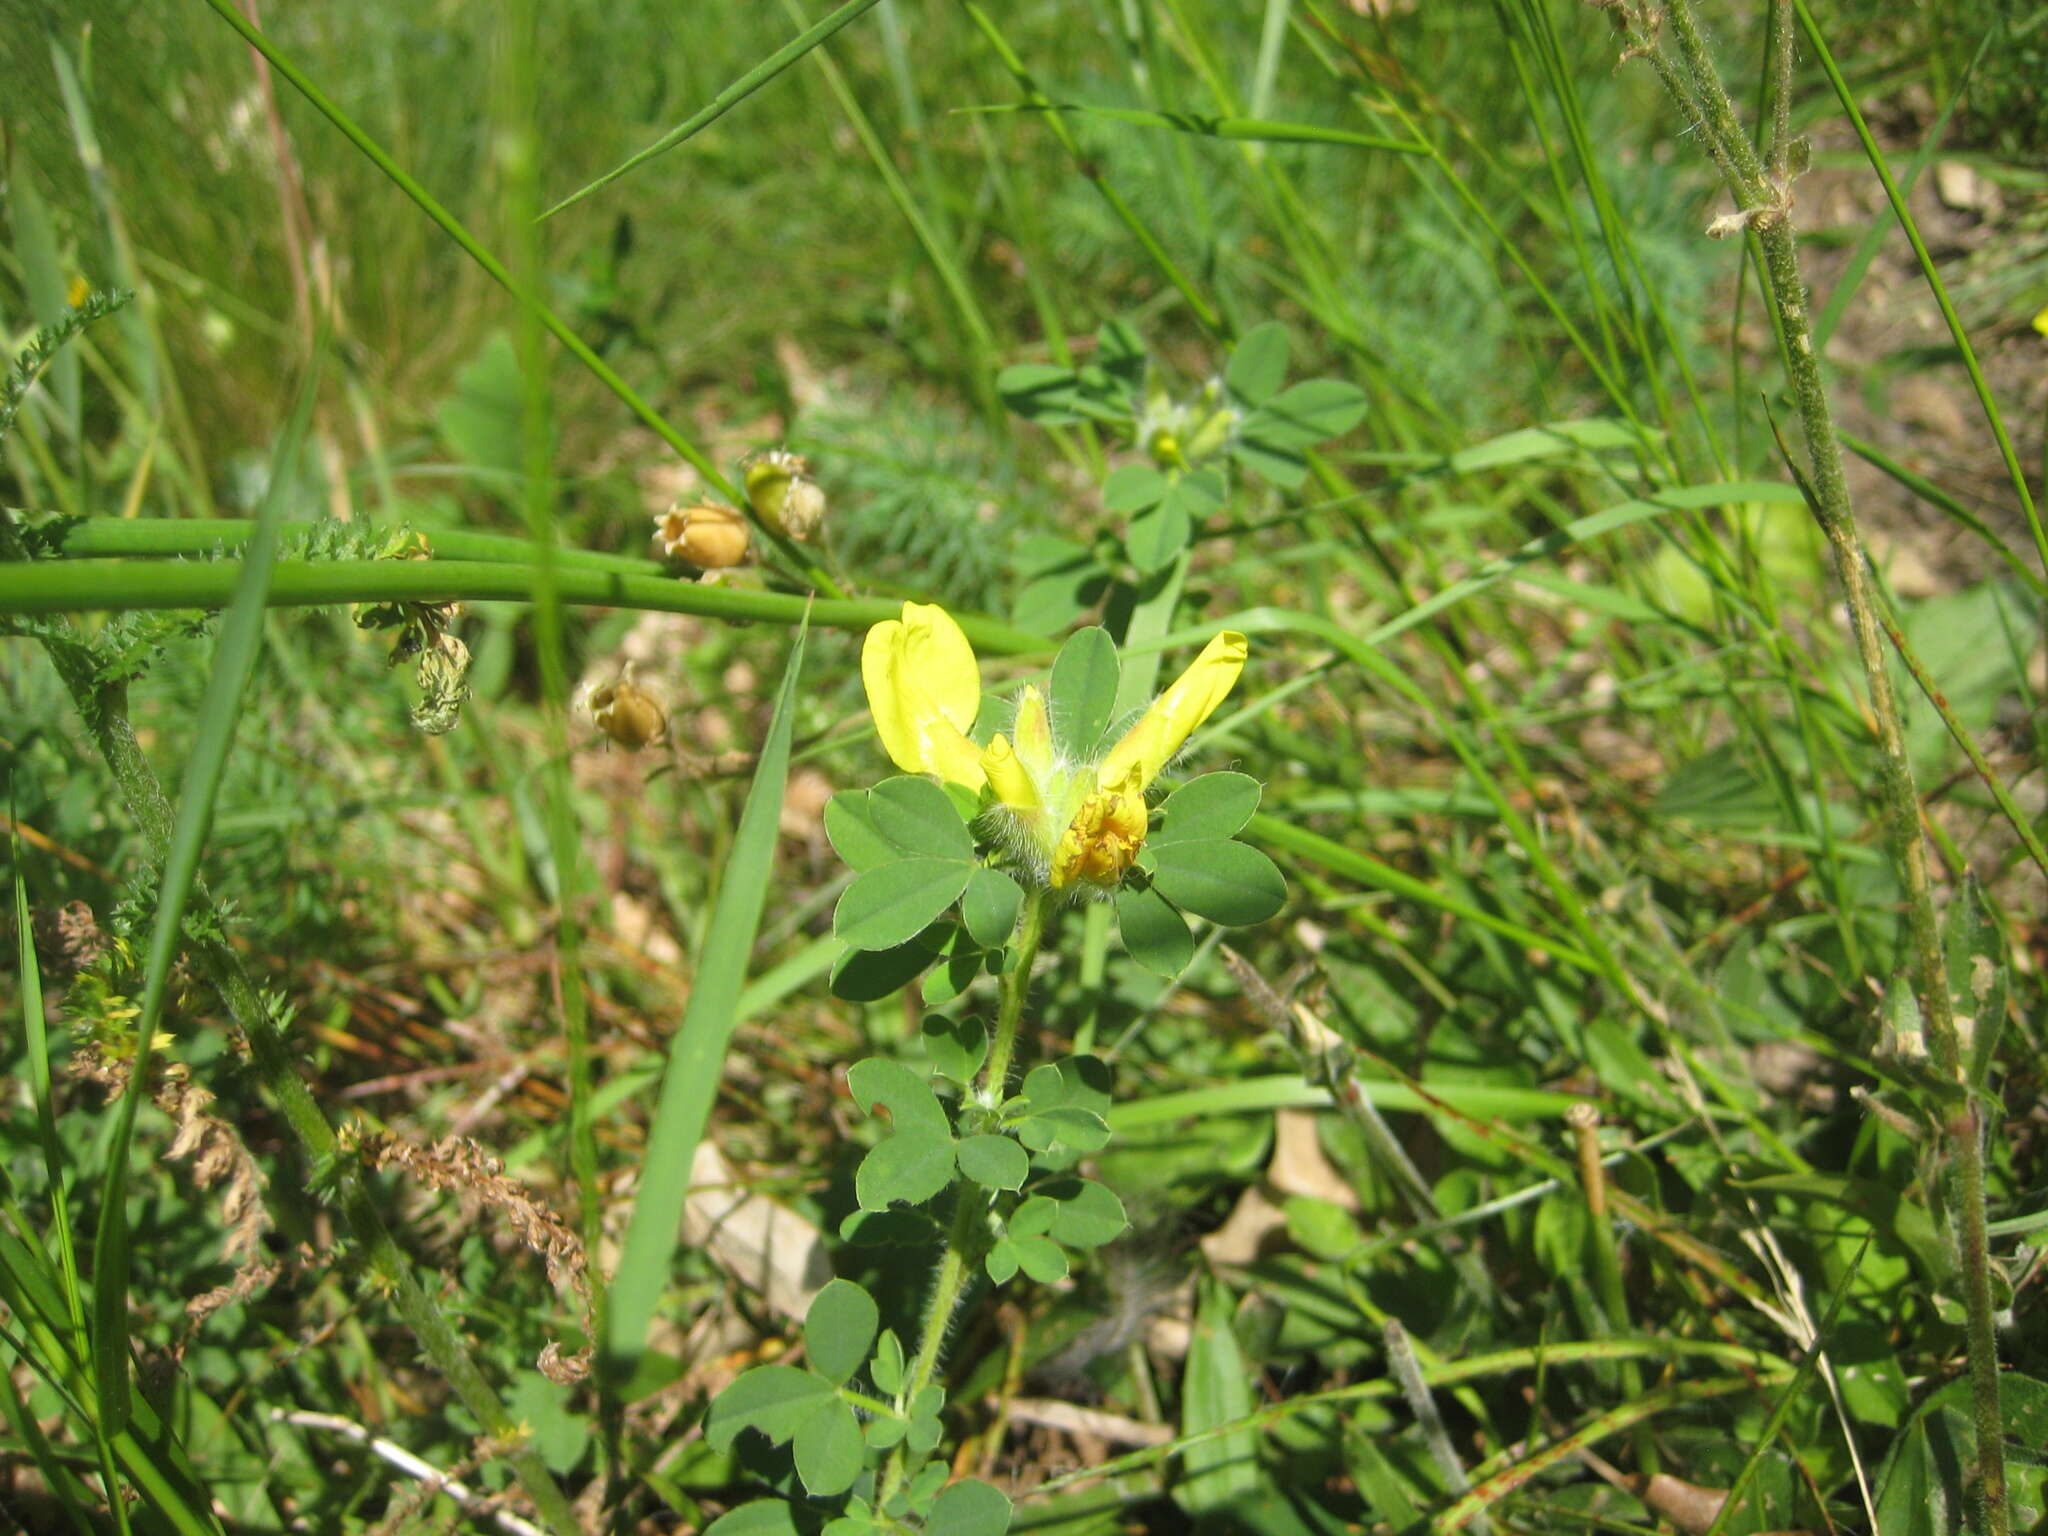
[411,632,472,736]
[654,500,750,569]
[588,677,667,752]
[744,450,826,542]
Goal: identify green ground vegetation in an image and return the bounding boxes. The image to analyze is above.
[2,0,2047,1532]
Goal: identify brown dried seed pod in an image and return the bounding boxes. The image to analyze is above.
[654,501,751,569]
[588,678,667,751]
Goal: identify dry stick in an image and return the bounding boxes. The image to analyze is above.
[32,635,581,1536]
[1609,0,2009,1527]
[272,1412,545,1536]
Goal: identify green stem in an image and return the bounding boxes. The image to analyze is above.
[982,889,1053,1104]
[1620,2,2008,1526]
[0,554,1050,656]
[881,889,1054,1503]
[33,635,582,1536]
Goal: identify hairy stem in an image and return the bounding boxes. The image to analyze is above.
[1616,1,2007,1524]
[982,889,1053,1102]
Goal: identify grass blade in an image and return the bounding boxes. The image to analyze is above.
[541,0,888,220]
[960,102,1425,151]
[88,358,317,1437]
[602,616,811,1381]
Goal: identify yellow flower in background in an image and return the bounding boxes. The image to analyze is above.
[861,602,1247,890]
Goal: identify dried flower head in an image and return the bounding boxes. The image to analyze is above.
[654,500,751,569]
[588,670,668,752]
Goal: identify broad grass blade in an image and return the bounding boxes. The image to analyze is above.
[603,618,810,1382]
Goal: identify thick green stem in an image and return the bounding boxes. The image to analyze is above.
[0,552,1051,656]
[880,889,1054,1504]
[33,635,582,1536]
[1622,2,2007,1526]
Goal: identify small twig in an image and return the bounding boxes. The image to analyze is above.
[1003,1399,1174,1448]
[273,1410,545,1536]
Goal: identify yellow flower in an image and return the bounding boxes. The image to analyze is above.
[861,602,1247,890]
[862,602,988,791]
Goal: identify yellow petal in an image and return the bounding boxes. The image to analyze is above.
[981,733,1040,810]
[1012,685,1054,776]
[1097,630,1247,792]
[862,602,986,789]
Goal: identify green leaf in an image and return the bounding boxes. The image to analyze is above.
[608,625,811,1375]
[1015,560,1114,635]
[1009,1197,1058,1239]
[865,1415,908,1449]
[1150,839,1286,927]
[984,1238,1021,1285]
[834,859,973,951]
[1946,872,2009,1087]
[868,777,974,860]
[846,1059,952,1140]
[508,1370,592,1474]
[705,1500,805,1536]
[1103,464,1170,513]
[706,1366,837,1451]
[927,1478,1012,1536]
[824,792,900,872]
[919,944,977,1006]
[1126,499,1191,574]
[1284,1196,1362,1261]
[871,1330,906,1395]
[1230,434,1308,489]
[793,1398,865,1498]
[1155,773,1262,844]
[1018,1105,1111,1154]
[1092,318,1148,394]
[1049,626,1121,759]
[1873,1373,2048,1535]
[1242,378,1367,447]
[805,1280,880,1386]
[855,1131,957,1211]
[1040,1178,1128,1248]
[1117,881,1194,975]
[1022,1057,1114,1121]
[1013,1235,1069,1283]
[831,927,946,1002]
[921,1012,988,1084]
[1163,467,1226,518]
[435,332,525,487]
[961,867,1025,949]
[1738,1174,1947,1285]
[1178,1279,1262,1515]
[956,1135,1029,1191]
[1226,322,1291,406]
[998,363,1090,424]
